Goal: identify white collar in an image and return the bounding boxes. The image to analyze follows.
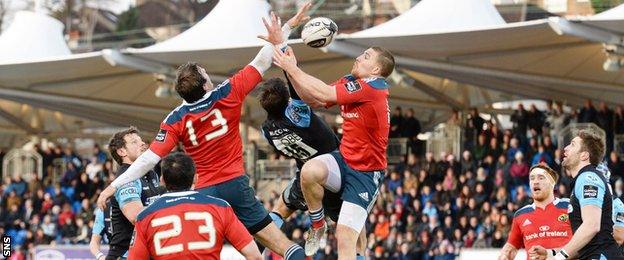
[161,191,197,197]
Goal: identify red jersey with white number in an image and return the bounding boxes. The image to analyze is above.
[330,75,390,171]
[129,191,253,260]
[149,66,261,189]
[507,198,572,259]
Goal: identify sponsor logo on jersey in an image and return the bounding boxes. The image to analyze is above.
[155,129,167,142]
[617,212,624,223]
[345,81,361,93]
[119,187,138,196]
[341,112,359,118]
[583,185,598,199]
[522,219,532,226]
[539,225,550,231]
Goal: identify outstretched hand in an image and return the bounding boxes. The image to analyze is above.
[287,2,312,28]
[273,46,298,72]
[258,12,284,45]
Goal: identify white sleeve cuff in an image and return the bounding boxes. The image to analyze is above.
[111,149,161,188]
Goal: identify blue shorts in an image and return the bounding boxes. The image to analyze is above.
[197,175,271,234]
[329,151,384,213]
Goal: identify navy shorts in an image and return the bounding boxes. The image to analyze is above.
[197,175,271,234]
[282,171,342,222]
[329,151,384,213]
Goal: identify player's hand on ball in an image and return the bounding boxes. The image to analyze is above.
[258,11,284,45]
[273,46,297,71]
[528,246,548,260]
[287,2,311,29]
[97,185,116,210]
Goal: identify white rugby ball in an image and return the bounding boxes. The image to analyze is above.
[301,17,338,48]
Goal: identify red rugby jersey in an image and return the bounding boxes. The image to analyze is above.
[149,66,262,189]
[507,198,572,259]
[129,191,252,260]
[330,75,390,171]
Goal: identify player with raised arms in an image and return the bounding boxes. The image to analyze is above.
[98,5,312,260]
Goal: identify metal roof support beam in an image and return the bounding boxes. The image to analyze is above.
[0,96,157,131]
[329,41,624,93]
[548,17,624,45]
[414,67,588,107]
[0,87,170,114]
[0,107,39,134]
[101,49,229,83]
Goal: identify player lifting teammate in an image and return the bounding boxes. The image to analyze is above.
[272,40,395,257]
[98,6,312,260]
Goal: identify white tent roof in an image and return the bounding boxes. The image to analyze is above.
[137,0,269,52]
[0,11,70,63]
[2,0,624,137]
[351,0,505,37]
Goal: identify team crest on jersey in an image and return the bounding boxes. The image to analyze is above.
[155,129,167,142]
[558,213,569,222]
[345,81,361,93]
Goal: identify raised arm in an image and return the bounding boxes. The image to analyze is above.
[253,3,311,75]
[274,47,336,107]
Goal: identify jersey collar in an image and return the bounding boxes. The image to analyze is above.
[161,190,197,197]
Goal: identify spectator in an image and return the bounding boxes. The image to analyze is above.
[473,135,489,162]
[510,104,529,139]
[578,99,598,124]
[460,150,476,174]
[60,217,77,244]
[527,104,545,135]
[597,102,615,153]
[387,170,403,192]
[615,105,624,135]
[506,138,523,162]
[509,152,529,186]
[7,175,27,197]
[374,215,390,240]
[608,151,624,181]
[531,145,554,167]
[401,108,422,153]
[390,106,403,138]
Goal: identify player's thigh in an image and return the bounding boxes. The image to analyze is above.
[304,152,343,193]
[197,175,270,233]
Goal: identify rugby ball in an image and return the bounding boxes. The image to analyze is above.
[301,17,338,48]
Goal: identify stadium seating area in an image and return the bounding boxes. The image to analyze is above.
[0,100,623,259]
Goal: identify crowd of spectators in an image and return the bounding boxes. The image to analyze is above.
[0,99,622,259]
[0,144,113,258]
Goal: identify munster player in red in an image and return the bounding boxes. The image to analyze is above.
[498,164,572,260]
[273,46,395,258]
[100,6,313,260]
[129,153,261,260]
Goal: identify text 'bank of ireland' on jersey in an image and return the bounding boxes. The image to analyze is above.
[329,75,390,171]
[149,66,263,189]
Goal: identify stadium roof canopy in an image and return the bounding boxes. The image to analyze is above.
[1,0,624,137]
